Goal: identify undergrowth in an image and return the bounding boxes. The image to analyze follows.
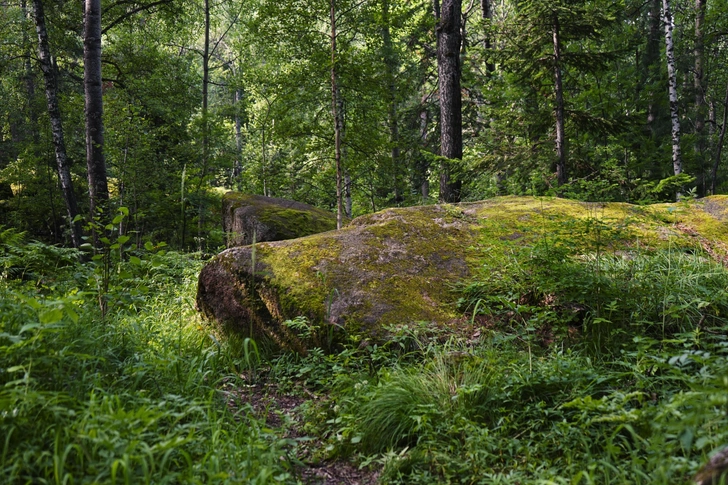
[4,205,728,485]
[289,212,728,484]
[0,226,298,484]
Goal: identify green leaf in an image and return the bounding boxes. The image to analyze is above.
[112,215,124,225]
[129,256,142,266]
[117,235,130,245]
[65,307,79,323]
[39,308,64,324]
[144,241,154,251]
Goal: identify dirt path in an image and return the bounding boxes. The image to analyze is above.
[222,378,380,484]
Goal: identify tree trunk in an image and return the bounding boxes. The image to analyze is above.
[481,0,494,73]
[198,0,211,238]
[420,99,430,202]
[435,0,463,203]
[552,15,566,186]
[645,0,661,133]
[711,81,728,194]
[663,0,682,176]
[382,0,402,203]
[331,0,344,229]
[345,172,352,218]
[32,0,82,248]
[234,88,243,180]
[84,0,109,218]
[694,0,707,194]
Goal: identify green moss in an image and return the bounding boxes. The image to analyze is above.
[256,207,337,240]
[251,205,479,338]
[222,192,338,246]
[203,195,728,351]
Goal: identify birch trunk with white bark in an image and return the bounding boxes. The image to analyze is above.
[663,0,682,176]
[32,0,82,248]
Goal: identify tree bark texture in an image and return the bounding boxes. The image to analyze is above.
[711,81,728,194]
[382,0,402,203]
[645,0,661,133]
[32,0,82,248]
[694,0,707,193]
[552,15,566,186]
[198,0,211,237]
[84,0,109,217]
[481,0,494,73]
[436,0,463,203]
[331,0,344,229]
[663,0,682,176]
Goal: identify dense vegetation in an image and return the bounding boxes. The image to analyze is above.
[3,0,728,483]
[2,0,728,247]
[4,203,728,483]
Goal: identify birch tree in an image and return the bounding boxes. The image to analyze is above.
[32,0,82,248]
[662,0,682,177]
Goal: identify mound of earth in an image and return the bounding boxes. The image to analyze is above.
[222,192,338,247]
[197,196,728,352]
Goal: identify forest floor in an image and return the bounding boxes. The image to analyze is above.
[225,379,379,484]
[5,198,728,483]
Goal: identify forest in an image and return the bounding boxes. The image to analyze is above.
[3,0,728,483]
[1,0,727,246]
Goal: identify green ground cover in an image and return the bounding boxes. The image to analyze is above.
[3,199,728,484]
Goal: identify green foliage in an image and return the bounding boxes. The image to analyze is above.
[0,238,298,483]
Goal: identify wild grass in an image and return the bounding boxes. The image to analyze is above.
[0,232,297,484]
[316,221,728,484]
[4,214,728,485]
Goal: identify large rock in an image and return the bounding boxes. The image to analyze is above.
[197,196,728,352]
[222,193,338,247]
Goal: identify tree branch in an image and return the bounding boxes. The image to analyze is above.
[102,0,173,35]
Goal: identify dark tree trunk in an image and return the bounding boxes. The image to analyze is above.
[331,0,344,229]
[552,15,566,186]
[711,81,728,194]
[382,0,402,203]
[198,0,211,239]
[481,0,494,73]
[435,0,463,203]
[32,0,82,248]
[645,0,661,134]
[694,0,707,194]
[84,0,109,218]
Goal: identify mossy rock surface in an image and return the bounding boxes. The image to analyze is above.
[222,192,338,247]
[197,196,728,352]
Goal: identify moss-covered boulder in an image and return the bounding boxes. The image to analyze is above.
[197,196,728,352]
[222,192,338,247]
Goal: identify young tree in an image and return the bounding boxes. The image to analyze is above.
[331,0,344,228]
[502,0,620,188]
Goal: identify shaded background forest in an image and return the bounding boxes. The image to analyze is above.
[1,0,727,250]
